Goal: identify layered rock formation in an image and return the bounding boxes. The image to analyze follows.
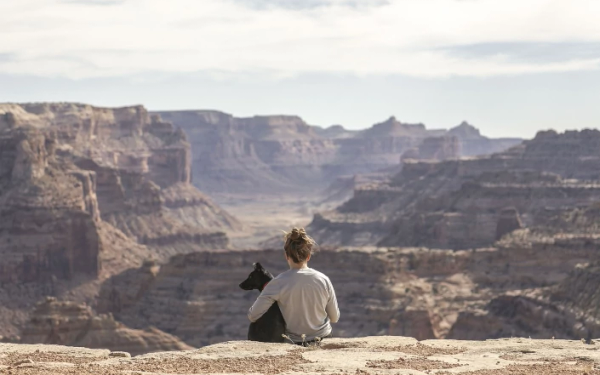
[447,260,600,341]
[154,111,521,195]
[96,222,600,345]
[401,136,461,162]
[0,103,239,270]
[448,121,523,156]
[4,101,597,355]
[434,201,600,341]
[0,103,241,341]
[97,249,439,347]
[0,128,102,283]
[312,129,600,249]
[20,297,192,355]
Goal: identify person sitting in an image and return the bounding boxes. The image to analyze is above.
[247,227,340,345]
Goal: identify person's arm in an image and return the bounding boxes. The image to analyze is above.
[325,279,340,323]
[247,282,279,322]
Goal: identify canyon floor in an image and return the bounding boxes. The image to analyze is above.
[216,194,318,249]
[1,336,599,374]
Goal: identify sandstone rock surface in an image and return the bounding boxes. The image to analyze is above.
[0,128,103,283]
[19,297,192,355]
[0,336,598,374]
[449,256,600,342]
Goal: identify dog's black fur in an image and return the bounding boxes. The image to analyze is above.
[239,262,286,343]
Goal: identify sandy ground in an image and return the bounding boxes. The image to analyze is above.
[1,336,599,374]
[216,195,318,249]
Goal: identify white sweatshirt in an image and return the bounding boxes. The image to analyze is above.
[247,267,340,342]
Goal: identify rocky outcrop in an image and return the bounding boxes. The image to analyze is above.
[312,130,600,249]
[444,220,600,341]
[403,136,461,161]
[161,183,242,231]
[448,121,522,156]
[97,249,443,346]
[154,111,522,196]
[1,337,599,374]
[448,290,600,341]
[95,226,600,345]
[553,261,600,317]
[0,103,240,339]
[495,207,523,240]
[154,110,336,194]
[20,297,192,355]
[0,103,239,256]
[387,309,436,341]
[0,128,102,283]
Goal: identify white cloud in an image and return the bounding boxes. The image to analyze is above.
[1,0,599,79]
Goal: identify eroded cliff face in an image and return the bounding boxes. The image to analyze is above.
[154,111,521,196]
[4,103,598,355]
[0,128,102,284]
[448,121,522,157]
[312,130,600,250]
[447,259,600,341]
[19,297,192,355]
[440,203,600,341]
[0,103,240,340]
[154,110,336,194]
[0,103,239,256]
[401,136,461,162]
[95,228,600,346]
[96,248,445,347]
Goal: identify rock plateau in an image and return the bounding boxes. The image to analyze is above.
[0,336,598,375]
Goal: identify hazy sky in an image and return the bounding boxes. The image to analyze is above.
[1,0,600,138]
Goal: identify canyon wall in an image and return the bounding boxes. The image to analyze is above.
[20,297,192,355]
[0,128,102,284]
[4,102,597,356]
[0,103,241,339]
[96,248,449,347]
[154,111,521,195]
[448,254,600,341]
[312,129,600,250]
[96,226,600,346]
[0,103,239,265]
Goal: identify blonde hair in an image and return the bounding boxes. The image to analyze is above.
[283,227,316,264]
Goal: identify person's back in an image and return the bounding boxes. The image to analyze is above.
[247,228,340,343]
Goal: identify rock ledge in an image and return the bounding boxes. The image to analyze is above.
[0,336,598,374]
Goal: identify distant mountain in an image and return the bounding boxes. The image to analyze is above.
[313,124,357,139]
[154,110,523,195]
[448,120,523,156]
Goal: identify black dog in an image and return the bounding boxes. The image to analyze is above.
[239,262,286,343]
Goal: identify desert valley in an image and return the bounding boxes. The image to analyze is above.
[1,102,600,373]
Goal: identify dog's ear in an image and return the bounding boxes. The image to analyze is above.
[253,262,264,271]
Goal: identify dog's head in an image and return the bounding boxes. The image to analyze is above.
[239,262,274,292]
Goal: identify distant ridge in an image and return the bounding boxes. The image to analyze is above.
[154,109,523,195]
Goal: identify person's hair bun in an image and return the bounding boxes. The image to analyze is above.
[283,227,315,263]
[289,227,305,241]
